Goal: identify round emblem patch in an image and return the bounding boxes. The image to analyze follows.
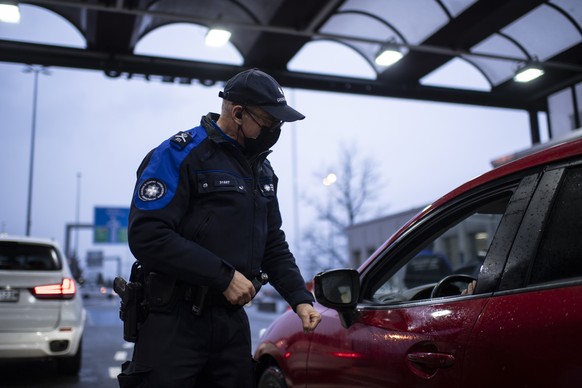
[138,179,167,201]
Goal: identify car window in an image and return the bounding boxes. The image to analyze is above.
[528,165,582,285]
[0,242,60,271]
[367,194,511,304]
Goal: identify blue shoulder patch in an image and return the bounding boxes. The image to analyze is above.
[134,127,207,210]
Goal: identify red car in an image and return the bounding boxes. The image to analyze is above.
[254,134,582,387]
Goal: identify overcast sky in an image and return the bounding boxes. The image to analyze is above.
[0,5,540,277]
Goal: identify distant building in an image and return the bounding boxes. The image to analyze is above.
[346,206,501,271]
[346,207,424,269]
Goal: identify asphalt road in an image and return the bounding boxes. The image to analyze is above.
[0,295,281,387]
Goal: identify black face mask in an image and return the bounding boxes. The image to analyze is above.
[242,124,282,155]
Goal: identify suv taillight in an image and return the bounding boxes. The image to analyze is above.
[31,278,76,300]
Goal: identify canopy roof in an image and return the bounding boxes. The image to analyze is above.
[1,0,581,113]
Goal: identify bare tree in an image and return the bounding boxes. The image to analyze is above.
[301,142,385,276]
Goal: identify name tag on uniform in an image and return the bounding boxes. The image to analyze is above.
[214,179,234,187]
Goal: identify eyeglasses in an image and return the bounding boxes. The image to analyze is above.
[244,107,282,131]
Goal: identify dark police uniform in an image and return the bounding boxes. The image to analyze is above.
[118,113,314,387]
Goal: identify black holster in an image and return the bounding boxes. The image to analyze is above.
[113,261,146,342]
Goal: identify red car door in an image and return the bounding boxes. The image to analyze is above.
[306,298,489,387]
[464,286,582,387]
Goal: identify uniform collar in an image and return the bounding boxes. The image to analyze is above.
[201,113,242,149]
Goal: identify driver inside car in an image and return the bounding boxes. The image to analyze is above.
[461,280,477,295]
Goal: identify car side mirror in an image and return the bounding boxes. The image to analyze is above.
[314,269,360,327]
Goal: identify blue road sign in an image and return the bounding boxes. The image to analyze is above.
[94,207,129,244]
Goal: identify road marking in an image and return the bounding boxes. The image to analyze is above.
[123,342,134,349]
[109,367,121,379]
[85,312,94,326]
[114,351,128,361]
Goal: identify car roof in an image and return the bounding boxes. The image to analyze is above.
[0,234,61,248]
[360,135,582,272]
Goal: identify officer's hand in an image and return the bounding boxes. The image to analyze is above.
[223,270,256,305]
[295,303,322,333]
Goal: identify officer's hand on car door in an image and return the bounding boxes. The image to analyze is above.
[223,270,256,305]
[296,303,322,333]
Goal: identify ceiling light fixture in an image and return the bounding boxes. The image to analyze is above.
[375,42,404,67]
[514,62,544,83]
[205,28,231,47]
[0,1,20,23]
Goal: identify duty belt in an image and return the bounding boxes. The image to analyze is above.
[181,272,269,315]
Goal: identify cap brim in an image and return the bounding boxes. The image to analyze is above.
[261,104,305,122]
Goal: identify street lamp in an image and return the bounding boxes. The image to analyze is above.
[323,173,337,268]
[73,172,82,258]
[375,47,404,67]
[205,28,231,47]
[0,1,20,23]
[24,65,50,236]
[322,173,337,186]
[514,62,544,83]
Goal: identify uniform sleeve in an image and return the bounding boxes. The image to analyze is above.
[128,132,234,291]
[260,165,315,309]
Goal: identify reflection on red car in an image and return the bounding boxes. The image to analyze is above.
[254,135,582,387]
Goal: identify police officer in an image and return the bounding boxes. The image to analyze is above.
[118,68,322,387]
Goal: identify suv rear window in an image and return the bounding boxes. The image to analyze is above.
[0,242,60,271]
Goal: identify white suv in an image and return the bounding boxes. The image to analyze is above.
[0,235,86,375]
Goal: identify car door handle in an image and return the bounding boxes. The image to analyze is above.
[407,352,455,369]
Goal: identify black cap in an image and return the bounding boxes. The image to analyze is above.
[219,68,305,122]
